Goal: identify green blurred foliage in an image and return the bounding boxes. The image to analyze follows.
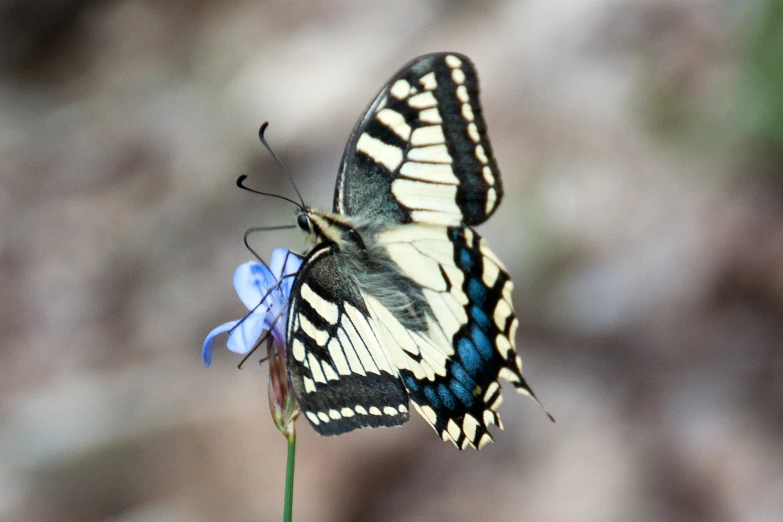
[739,0,783,154]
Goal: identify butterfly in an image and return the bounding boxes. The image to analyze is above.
[285,53,544,449]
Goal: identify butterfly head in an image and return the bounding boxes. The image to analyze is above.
[296,208,366,251]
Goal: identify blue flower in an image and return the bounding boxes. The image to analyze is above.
[202,248,302,367]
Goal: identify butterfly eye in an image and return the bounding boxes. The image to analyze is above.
[297,214,309,231]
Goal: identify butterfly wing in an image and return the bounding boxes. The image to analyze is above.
[334,52,502,226]
[286,244,411,435]
[288,53,541,447]
[371,224,535,449]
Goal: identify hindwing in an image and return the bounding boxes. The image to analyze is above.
[334,52,502,226]
[376,224,534,449]
[286,244,410,435]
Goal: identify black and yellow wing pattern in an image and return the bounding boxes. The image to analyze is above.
[334,52,502,226]
[286,53,540,449]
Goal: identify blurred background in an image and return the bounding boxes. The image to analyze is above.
[1,0,782,520]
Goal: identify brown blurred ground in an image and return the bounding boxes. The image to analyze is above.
[1,1,782,521]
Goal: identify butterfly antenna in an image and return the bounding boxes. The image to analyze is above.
[236,174,303,210]
[243,225,297,264]
[257,121,306,209]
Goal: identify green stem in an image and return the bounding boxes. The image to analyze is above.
[283,434,296,522]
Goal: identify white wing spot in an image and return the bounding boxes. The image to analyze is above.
[342,306,380,375]
[456,85,469,103]
[496,334,512,358]
[377,108,412,141]
[483,410,495,427]
[356,133,403,171]
[499,367,521,384]
[409,210,462,225]
[308,353,327,383]
[390,79,411,99]
[475,144,488,164]
[482,256,500,287]
[400,161,459,184]
[299,313,329,346]
[463,414,479,442]
[304,376,316,393]
[301,283,339,325]
[447,419,462,440]
[345,305,394,375]
[485,187,497,215]
[306,411,320,425]
[355,405,368,415]
[341,407,355,417]
[407,144,452,164]
[509,318,519,344]
[391,179,460,215]
[318,411,330,423]
[461,103,474,122]
[420,405,438,424]
[442,266,469,307]
[337,327,366,375]
[398,404,408,413]
[494,297,513,330]
[419,107,442,124]
[292,338,306,362]
[419,71,437,90]
[322,361,339,381]
[467,122,479,143]
[369,406,382,416]
[501,279,513,303]
[383,406,398,416]
[408,92,438,109]
[328,409,341,420]
[327,338,351,375]
[445,54,462,68]
[452,68,466,84]
[484,381,500,402]
[410,125,445,146]
[482,166,495,185]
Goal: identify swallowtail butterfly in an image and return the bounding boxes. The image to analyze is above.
[287,53,542,449]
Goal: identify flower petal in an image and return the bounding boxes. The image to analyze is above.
[202,320,238,367]
[233,261,276,310]
[205,250,302,367]
[226,313,268,355]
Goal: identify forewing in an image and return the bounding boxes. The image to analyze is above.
[376,224,535,449]
[286,244,410,435]
[334,52,502,226]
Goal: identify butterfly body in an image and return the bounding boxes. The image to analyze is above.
[286,53,538,449]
